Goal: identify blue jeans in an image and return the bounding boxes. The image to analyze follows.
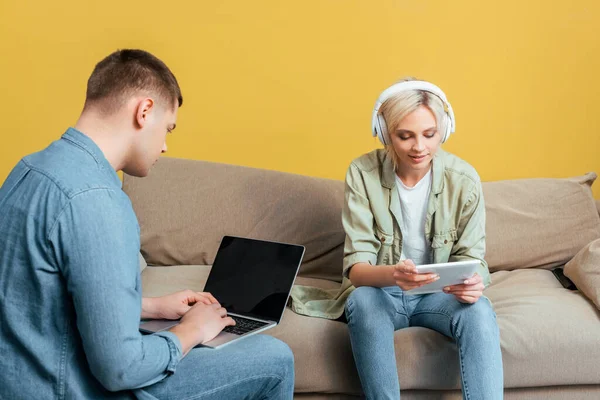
[134,335,294,400]
[345,286,503,400]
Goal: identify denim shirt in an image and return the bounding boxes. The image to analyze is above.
[0,128,182,399]
[290,148,491,320]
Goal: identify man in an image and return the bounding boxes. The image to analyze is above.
[0,49,294,399]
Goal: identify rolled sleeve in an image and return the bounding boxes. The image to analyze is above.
[449,180,491,287]
[342,163,380,276]
[153,331,183,374]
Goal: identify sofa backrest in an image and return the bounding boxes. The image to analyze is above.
[124,157,600,282]
[123,157,345,282]
[482,172,600,272]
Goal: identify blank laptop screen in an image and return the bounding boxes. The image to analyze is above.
[203,236,305,323]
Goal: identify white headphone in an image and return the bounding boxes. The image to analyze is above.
[371,80,456,145]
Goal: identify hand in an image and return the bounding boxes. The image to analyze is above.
[443,273,484,303]
[171,302,236,347]
[392,259,440,291]
[143,290,219,320]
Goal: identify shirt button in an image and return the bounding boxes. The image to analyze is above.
[381,237,386,242]
[444,240,448,244]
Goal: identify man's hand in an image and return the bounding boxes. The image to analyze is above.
[170,303,236,355]
[443,273,484,303]
[142,290,219,320]
[392,259,439,291]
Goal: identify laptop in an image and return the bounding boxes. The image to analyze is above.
[139,235,305,349]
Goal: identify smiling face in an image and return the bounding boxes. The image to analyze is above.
[388,105,442,185]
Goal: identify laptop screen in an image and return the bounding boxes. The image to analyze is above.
[203,236,305,323]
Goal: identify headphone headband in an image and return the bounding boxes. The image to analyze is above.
[371,80,455,145]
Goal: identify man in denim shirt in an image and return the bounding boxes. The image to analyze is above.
[0,49,294,399]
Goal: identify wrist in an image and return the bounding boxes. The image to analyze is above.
[141,297,162,319]
[170,321,203,354]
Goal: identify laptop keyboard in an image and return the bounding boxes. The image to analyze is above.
[222,315,269,335]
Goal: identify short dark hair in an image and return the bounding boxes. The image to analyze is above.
[84,49,182,114]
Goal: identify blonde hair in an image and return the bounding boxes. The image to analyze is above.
[379,77,447,168]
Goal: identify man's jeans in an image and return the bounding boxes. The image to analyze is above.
[345,286,503,400]
[134,335,294,400]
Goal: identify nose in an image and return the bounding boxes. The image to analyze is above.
[413,136,425,152]
[162,142,168,153]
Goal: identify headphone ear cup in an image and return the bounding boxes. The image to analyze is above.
[377,114,388,145]
[442,114,452,143]
[441,113,450,143]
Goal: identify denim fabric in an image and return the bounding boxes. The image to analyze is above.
[345,286,503,400]
[0,128,295,399]
[290,148,491,320]
[0,128,184,398]
[134,335,295,400]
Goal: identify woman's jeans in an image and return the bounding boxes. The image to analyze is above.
[345,286,503,400]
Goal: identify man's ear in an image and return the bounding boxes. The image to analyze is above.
[134,98,155,129]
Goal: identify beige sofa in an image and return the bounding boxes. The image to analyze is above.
[124,157,600,400]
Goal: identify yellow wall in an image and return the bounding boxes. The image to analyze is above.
[1,1,599,198]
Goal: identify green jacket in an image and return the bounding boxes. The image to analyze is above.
[290,148,491,320]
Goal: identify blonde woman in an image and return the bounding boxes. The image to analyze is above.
[341,78,503,399]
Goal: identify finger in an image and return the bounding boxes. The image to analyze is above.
[445,285,485,295]
[396,278,438,290]
[445,281,485,291]
[403,282,432,290]
[408,273,439,283]
[446,290,483,299]
[195,293,213,305]
[394,274,438,288]
[223,317,236,327]
[404,259,416,268]
[215,307,228,317]
[180,304,193,314]
[195,295,212,305]
[447,290,482,298]
[455,295,478,304]
[463,273,482,285]
[395,263,417,274]
[185,292,213,305]
[200,292,219,305]
[444,284,483,293]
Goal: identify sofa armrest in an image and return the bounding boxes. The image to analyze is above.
[596,199,600,216]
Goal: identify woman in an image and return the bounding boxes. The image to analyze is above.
[342,78,503,399]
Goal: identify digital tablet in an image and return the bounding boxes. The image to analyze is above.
[405,260,480,295]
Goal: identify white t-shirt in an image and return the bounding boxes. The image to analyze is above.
[395,169,433,266]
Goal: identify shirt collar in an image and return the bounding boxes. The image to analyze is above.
[61,127,122,188]
[381,148,445,195]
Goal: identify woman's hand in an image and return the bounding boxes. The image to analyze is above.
[443,273,484,303]
[142,290,219,320]
[392,259,440,291]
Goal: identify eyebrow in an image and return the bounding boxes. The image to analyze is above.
[396,127,437,135]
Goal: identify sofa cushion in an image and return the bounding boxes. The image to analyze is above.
[139,252,147,273]
[565,238,600,309]
[141,266,600,394]
[124,157,345,282]
[484,269,600,388]
[483,173,600,272]
[141,265,212,297]
[275,269,600,394]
